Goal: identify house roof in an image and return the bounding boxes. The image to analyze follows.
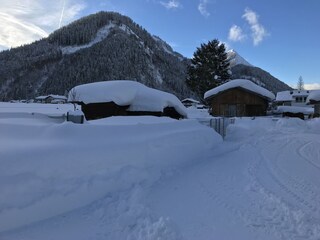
[276,90,312,102]
[306,90,320,104]
[35,95,67,100]
[68,80,187,117]
[204,79,275,101]
[181,98,200,104]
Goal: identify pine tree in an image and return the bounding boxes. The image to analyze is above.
[186,39,230,99]
[297,76,304,90]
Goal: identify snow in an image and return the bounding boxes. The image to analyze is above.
[0,105,221,238]
[306,90,320,103]
[276,90,314,102]
[275,105,314,114]
[185,106,211,119]
[0,102,74,115]
[227,49,253,67]
[68,80,188,117]
[1,103,320,240]
[61,22,138,55]
[204,79,275,100]
[181,98,200,104]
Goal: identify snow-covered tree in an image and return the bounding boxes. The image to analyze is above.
[186,39,230,99]
[297,76,304,90]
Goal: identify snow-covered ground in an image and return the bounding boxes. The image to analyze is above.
[1,103,320,240]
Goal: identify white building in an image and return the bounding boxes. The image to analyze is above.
[275,90,314,107]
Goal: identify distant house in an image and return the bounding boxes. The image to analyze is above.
[306,90,320,116]
[204,79,275,117]
[68,80,187,120]
[275,90,313,107]
[181,98,200,107]
[35,95,67,104]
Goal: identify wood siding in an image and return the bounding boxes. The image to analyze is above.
[81,102,184,120]
[207,87,269,117]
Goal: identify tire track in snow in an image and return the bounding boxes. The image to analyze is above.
[246,136,320,240]
[260,137,320,214]
[297,141,320,171]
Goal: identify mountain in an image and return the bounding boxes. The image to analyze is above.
[227,49,252,68]
[227,50,292,93]
[0,12,191,101]
[0,11,291,101]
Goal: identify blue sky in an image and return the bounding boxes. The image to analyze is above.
[0,0,319,89]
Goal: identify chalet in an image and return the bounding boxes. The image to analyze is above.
[306,90,320,117]
[204,79,275,117]
[68,80,187,120]
[181,98,200,107]
[35,95,67,104]
[275,90,313,107]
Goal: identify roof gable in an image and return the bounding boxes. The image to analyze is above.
[204,79,275,101]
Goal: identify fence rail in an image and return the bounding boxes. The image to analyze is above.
[197,117,235,138]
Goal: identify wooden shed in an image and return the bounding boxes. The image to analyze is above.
[68,80,187,120]
[204,79,275,117]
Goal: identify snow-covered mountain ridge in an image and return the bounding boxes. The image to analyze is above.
[227,49,252,67]
[0,12,190,101]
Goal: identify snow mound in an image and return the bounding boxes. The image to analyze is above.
[204,79,275,100]
[0,118,222,232]
[276,117,308,130]
[89,116,176,125]
[275,106,314,115]
[306,118,320,133]
[307,90,320,103]
[68,80,187,117]
[226,117,277,141]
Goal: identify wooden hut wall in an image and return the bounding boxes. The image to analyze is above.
[81,102,129,120]
[207,88,268,117]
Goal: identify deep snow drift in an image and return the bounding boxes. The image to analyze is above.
[0,105,221,239]
[1,103,320,240]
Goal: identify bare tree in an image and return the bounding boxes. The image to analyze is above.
[297,76,304,90]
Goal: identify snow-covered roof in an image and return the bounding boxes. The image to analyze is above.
[181,98,200,104]
[35,95,67,100]
[275,106,314,115]
[204,79,275,100]
[306,90,320,104]
[276,90,312,102]
[35,96,48,100]
[68,80,187,117]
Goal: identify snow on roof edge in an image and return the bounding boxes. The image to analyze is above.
[306,90,320,104]
[204,79,275,101]
[68,80,188,117]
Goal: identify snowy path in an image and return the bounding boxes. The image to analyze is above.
[147,130,320,240]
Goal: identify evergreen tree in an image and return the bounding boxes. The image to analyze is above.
[186,39,230,99]
[297,76,304,90]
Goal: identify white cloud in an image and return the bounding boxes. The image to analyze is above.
[160,0,181,9]
[198,0,210,17]
[228,25,246,42]
[242,8,268,46]
[304,83,320,90]
[0,0,86,49]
